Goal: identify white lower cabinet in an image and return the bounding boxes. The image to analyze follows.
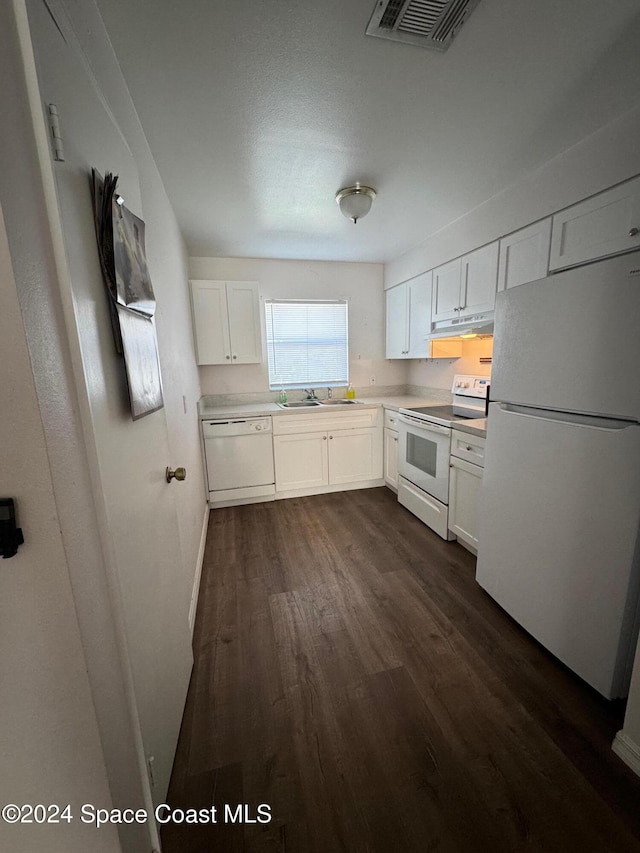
[273,432,328,491]
[273,409,383,496]
[384,411,400,491]
[449,457,483,552]
[448,428,486,553]
[384,428,399,490]
[329,428,382,485]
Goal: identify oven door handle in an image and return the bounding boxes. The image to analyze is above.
[398,415,451,435]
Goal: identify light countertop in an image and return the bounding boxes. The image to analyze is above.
[451,417,487,439]
[199,395,438,421]
[197,395,488,437]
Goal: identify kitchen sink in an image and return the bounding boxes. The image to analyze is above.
[317,399,359,405]
[277,400,321,408]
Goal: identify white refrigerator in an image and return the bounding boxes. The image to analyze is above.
[476,253,640,699]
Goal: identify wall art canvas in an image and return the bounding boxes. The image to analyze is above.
[91,169,164,419]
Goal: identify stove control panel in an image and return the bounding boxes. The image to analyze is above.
[451,374,490,399]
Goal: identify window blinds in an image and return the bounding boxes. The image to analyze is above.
[265,300,349,390]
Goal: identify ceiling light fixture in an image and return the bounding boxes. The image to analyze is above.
[335,182,377,224]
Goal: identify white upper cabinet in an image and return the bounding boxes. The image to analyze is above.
[461,242,499,314]
[407,273,432,357]
[385,272,432,359]
[432,258,461,322]
[498,218,551,291]
[385,282,408,358]
[549,176,640,271]
[190,279,262,365]
[432,242,498,323]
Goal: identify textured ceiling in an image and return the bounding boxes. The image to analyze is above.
[96,0,640,263]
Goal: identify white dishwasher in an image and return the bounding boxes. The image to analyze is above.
[203,417,275,507]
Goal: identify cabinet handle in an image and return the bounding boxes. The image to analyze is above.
[323,435,327,440]
[329,435,333,440]
[232,354,237,359]
[394,437,398,442]
[630,227,639,237]
[225,354,230,359]
[466,445,473,451]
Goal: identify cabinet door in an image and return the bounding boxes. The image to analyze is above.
[498,219,551,291]
[449,456,483,551]
[328,427,382,485]
[226,281,262,363]
[190,280,231,364]
[274,432,328,491]
[385,283,408,358]
[407,272,432,358]
[384,428,399,490]
[461,242,498,315]
[549,176,640,271]
[432,258,461,322]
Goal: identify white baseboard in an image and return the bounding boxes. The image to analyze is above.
[274,479,385,500]
[612,731,640,778]
[209,493,275,509]
[188,504,209,637]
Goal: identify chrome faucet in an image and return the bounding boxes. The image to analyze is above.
[303,388,318,400]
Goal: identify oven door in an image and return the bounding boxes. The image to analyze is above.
[398,414,451,504]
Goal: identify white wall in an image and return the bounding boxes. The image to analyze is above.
[63,0,207,584]
[408,337,493,392]
[385,104,640,289]
[190,256,406,396]
[1,3,160,849]
[0,0,208,848]
[0,205,121,853]
[19,0,206,810]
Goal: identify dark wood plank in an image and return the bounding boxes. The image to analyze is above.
[164,487,640,853]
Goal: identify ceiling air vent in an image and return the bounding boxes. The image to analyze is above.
[366,0,482,51]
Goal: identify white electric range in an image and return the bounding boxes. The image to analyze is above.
[396,374,489,539]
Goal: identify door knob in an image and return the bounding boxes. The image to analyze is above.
[629,227,639,237]
[166,466,187,483]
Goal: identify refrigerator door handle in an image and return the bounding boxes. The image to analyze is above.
[497,402,638,432]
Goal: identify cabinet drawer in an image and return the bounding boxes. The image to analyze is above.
[273,407,379,435]
[451,429,486,467]
[385,410,400,430]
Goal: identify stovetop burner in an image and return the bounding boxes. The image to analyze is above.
[400,404,479,427]
[399,375,490,426]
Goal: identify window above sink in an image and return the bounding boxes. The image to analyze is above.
[265,299,349,391]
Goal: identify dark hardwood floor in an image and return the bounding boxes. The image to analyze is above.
[163,487,640,852]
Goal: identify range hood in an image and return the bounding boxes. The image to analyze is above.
[429,310,494,339]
